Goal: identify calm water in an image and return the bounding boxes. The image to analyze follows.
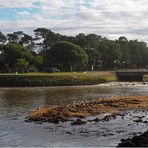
[0,83,148,147]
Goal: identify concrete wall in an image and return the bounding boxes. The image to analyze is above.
[116,72,144,81]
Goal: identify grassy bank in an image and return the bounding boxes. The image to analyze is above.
[0,71,116,87]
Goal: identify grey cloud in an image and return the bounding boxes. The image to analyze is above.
[1,0,148,43]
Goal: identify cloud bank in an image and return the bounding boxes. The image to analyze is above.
[0,0,148,42]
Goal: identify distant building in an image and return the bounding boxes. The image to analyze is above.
[96,60,103,68]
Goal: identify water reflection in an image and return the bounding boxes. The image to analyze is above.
[0,87,113,114]
[0,85,148,112]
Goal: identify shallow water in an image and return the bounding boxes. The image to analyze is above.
[0,82,148,147]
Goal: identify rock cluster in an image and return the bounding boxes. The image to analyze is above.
[26,96,148,124]
[118,130,148,147]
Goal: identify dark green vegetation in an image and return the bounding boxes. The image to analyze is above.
[50,41,88,72]
[0,43,43,73]
[0,72,113,86]
[0,29,148,73]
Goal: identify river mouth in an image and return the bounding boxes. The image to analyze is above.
[0,82,148,147]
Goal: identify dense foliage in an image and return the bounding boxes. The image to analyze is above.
[50,41,88,71]
[0,28,148,72]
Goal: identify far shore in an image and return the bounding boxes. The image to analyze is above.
[0,71,115,87]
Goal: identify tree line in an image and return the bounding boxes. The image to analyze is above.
[0,28,148,73]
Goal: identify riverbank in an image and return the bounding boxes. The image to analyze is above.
[26,95,148,123]
[26,95,148,146]
[0,71,115,87]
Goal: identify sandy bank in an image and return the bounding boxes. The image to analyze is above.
[26,96,148,123]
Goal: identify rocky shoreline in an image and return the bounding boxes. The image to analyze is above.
[118,130,148,147]
[26,96,148,124]
[99,81,148,87]
[26,95,148,147]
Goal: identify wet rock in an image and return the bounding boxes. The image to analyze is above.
[142,82,146,85]
[118,130,148,147]
[11,117,18,120]
[24,118,30,122]
[35,121,43,124]
[93,118,100,122]
[116,130,125,134]
[143,120,148,123]
[102,113,117,121]
[48,116,69,124]
[118,141,135,147]
[79,130,89,134]
[71,119,86,125]
[66,131,73,135]
[88,117,100,122]
[133,118,143,123]
[48,118,60,124]
[102,133,114,137]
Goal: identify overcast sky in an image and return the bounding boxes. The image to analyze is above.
[0,0,148,42]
